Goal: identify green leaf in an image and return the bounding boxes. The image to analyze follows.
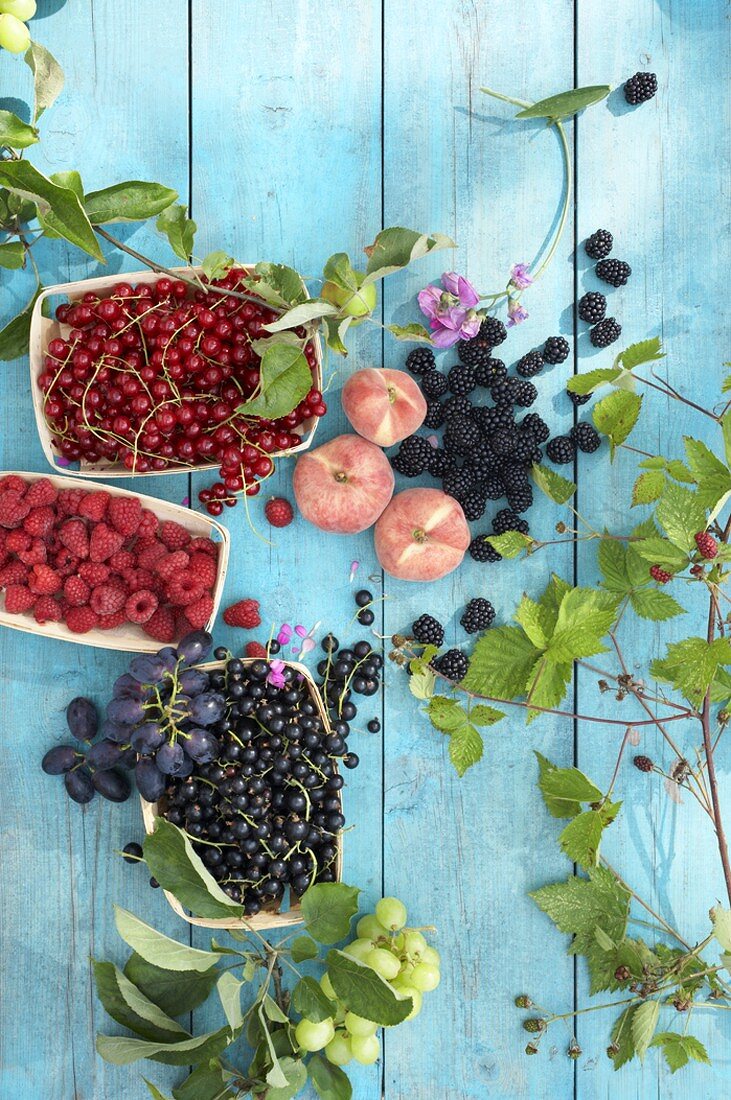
[0,110,39,149]
[156,203,196,261]
[631,999,660,1061]
[586,936,657,995]
[629,588,684,621]
[593,390,643,457]
[217,972,245,1030]
[684,436,731,512]
[651,636,731,706]
[51,170,84,200]
[546,588,619,662]
[530,866,631,955]
[292,977,336,1023]
[114,907,219,973]
[535,752,580,819]
[263,994,290,1025]
[172,1063,235,1100]
[239,344,312,420]
[632,536,689,571]
[598,540,631,593]
[665,458,696,483]
[651,1033,710,1073]
[427,696,469,734]
[266,1058,308,1100]
[515,595,550,648]
[143,1080,173,1100]
[449,723,484,776]
[143,819,243,920]
[469,704,505,726]
[201,250,234,281]
[485,531,534,558]
[558,811,606,869]
[93,960,189,1042]
[362,226,456,282]
[326,950,411,1025]
[524,656,572,718]
[0,281,42,361]
[610,1005,638,1069]
[323,315,353,356]
[532,463,576,504]
[567,367,623,395]
[711,905,731,952]
[535,754,602,818]
[514,84,611,120]
[263,299,338,332]
[386,322,433,343]
[322,252,359,290]
[84,181,178,224]
[464,625,540,699]
[96,1027,232,1067]
[617,337,664,371]
[0,160,102,261]
[123,953,219,1018]
[0,241,24,270]
[301,882,360,944]
[656,483,707,551]
[308,1055,352,1100]
[291,935,319,963]
[722,412,731,467]
[632,470,665,506]
[408,666,436,700]
[25,42,65,121]
[248,262,308,308]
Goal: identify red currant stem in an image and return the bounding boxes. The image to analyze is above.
[633,371,719,422]
[94,227,284,312]
[701,591,731,906]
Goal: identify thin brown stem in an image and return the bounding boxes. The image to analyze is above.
[601,859,692,950]
[702,594,731,905]
[634,372,719,421]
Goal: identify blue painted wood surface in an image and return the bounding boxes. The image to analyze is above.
[0,1,729,1097]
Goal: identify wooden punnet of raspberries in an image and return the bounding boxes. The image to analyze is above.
[0,475,219,641]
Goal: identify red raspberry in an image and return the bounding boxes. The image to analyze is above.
[694,531,718,560]
[25,478,58,508]
[65,606,99,633]
[0,561,28,586]
[57,488,87,516]
[64,575,91,607]
[264,497,294,528]
[28,563,62,595]
[155,550,190,580]
[184,593,214,630]
[245,641,268,658]
[33,596,63,624]
[59,519,90,559]
[159,520,191,550]
[650,564,672,584]
[137,509,159,541]
[143,605,177,643]
[0,474,27,494]
[53,548,80,577]
[97,608,128,630]
[166,571,204,607]
[89,523,125,562]
[79,491,111,522]
[108,549,136,573]
[90,583,127,615]
[188,537,218,557]
[4,585,36,614]
[23,506,56,539]
[78,561,111,586]
[6,529,31,554]
[108,495,142,537]
[633,755,654,772]
[17,538,47,565]
[125,589,159,624]
[223,598,261,628]
[187,551,217,589]
[124,567,158,594]
[136,542,168,570]
[0,490,31,529]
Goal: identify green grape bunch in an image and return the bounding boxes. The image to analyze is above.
[0,0,36,54]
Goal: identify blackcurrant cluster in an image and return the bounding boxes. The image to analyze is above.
[579,229,630,348]
[42,695,133,804]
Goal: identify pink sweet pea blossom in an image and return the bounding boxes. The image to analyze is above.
[418,271,482,348]
[509,263,533,290]
[267,659,287,689]
[441,271,480,308]
[507,300,529,327]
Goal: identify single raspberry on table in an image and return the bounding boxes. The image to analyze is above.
[694,531,718,560]
[4,585,36,614]
[64,606,98,633]
[89,523,125,562]
[650,564,672,584]
[633,755,654,773]
[33,596,64,624]
[143,605,177,643]
[64,575,91,607]
[23,506,56,539]
[223,598,261,628]
[90,583,127,616]
[28,564,62,595]
[79,491,110,522]
[125,589,158,624]
[0,490,31,529]
[264,498,294,528]
[159,520,191,551]
[108,495,142,537]
[59,519,90,559]
[184,593,214,630]
[245,641,268,658]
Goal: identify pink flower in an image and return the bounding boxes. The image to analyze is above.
[441,271,480,308]
[277,624,292,645]
[267,659,287,689]
[507,300,529,327]
[418,272,482,348]
[510,263,533,290]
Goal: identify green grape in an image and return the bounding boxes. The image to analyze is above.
[422,946,441,968]
[0,12,30,52]
[356,914,387,941]
[343,937,375,962]
[325,1031,352,1066]
[398,960,415,980]
[294,1017,335,1052]
[375,896,407,931]
[410,961,441,992]
[344,1011,378,1038]
[403,930,427,958]
[320,973,336,1000]
[0,0,36,21]
[366,947,401,981]
[350,1033,380,1065]
[392,980,423,1020]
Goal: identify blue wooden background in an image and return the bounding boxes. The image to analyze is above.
[1,1,730,1097]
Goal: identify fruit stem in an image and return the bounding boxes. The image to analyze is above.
[702,590,731,906]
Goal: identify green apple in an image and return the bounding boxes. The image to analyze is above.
[0,0,36,21]
[0,12,31,52]
[321,273,376,323]
[344,1011,378,1038]
[350,1033,380,1065]
[294,1017,335,1052]
[325,1031,352,1066]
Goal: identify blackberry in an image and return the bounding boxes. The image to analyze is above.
[473,404,512,436]
[584,229,613,260]
[458,338,492,368]
[427,447,456,478]
[424,399,446,429]
[391,452,422,477]
[513,430,538,464]
[405,347,435,375]
[478,315,508,347]
[434,648,469,682]
[546,435,575,465]
[443,467,475,501]
[484,474,505,500]
[516,350,544,378]
[543,336,570,365]
[460,597,495,634]
[469,534,502,563]
[590,317,622,348]
[492,508,529,536]
[490,426,518,456]
[443,394,473,421]
[412,614,444,647]
[577,291,607,324]
[567,387,591,407]
[520,413,550,444]
[501,463,529,492]
[507,484,533,514]
[513,380,537,408]
[571,422,601,454]
[467,444,499,480]
[475,357,507,387]
[444,415,480,456]
[490,378,512,405]
[595,259,631,287]
[398,434,432,470]
[448,363,477,396]
[421,369,449,398]
[461,488,488,521]
[624,71,657,105]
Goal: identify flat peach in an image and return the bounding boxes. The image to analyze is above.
[341,368,427,447]
[374,488,470,581]
[293,434,395,534]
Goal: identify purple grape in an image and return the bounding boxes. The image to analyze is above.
[178,668,209,696]
[102,720,134,744]
[42,745,80,775]
[64,768,95,804]
[183,728,220,763]
[107,697,145,725]
[189,692,225,727]
[177,630,213,666]
[129,654,168,685]
[87,739,130,771]
[92,768,131,803]
[135,758,166,802]
[66,697,98,742]
[112,673,144,700]
[117,745,137,769]
[156,647,180,672]
[130,723,165,754]
[155,741,187,775]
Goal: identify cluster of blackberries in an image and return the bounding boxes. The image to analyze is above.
[408,599,496,683]
[624,71,657,106]
[42,695,133,804]
[579,229,631,348]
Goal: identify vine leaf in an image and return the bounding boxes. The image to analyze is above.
[629,587,684,621]
[615,336,664,371]
[567,366,623,395]
[301,883,360,944]
[530,866,631,955]
[632,470,665,506]
[655,483,707,551]
[532,463,576,504]
[485,530,534,558]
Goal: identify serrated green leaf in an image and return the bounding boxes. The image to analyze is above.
[463,625,540,699]
[631,999,660,1061]
[610,1005,638,1068]
[587,937,657,995]
[485,530,534,558]
[96,1027,233,1067]
[156,203,196,261]
[651,636,731,706]
[409,666,436,699]
[514,84,610,120]
[448,723,484,776]
[114,907,219,973]
[427,695,469,734]
[683,436,731,511]
[143,819,243,920]
[535,754,602,818]
[650,1033,710,1073]
[245,262,308,308]
[711,906,731,952]
[598,539,631,593]
[93,961,190,1042]
[84,181,178,224]
[308,1054,352,1100]
[532,463,576,504]
[656,483,708,551]
[292,977,336,1023]
[386,321,433,343]
[469,704,505,726]
[722,412,731,466]
[362,226,456,282]
[0,110,39,150]
[567,367,623,395]
[559,811,605,869]
[326,950,411,1025]
[632,536,689,571]
[0,241,24,269]
[239,343,312,420]
[629,588,684,621]
[632,470,665,506]
[0,282,43,361]
[301,883,360,945]
[530,866,631,955]
[291,936,319,963]
[24,42,65,122]
[593,390,643,457]
[199,249,234,281]
[524,656,573,720]
[546,588,619,662]
[0,160,102,260]
[515,594,550,648]
[617,337,664,371]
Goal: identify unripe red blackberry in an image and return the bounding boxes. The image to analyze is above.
[614,965,631,982]
[523,1018,545,1034]
[694,530,718,559]
[633,755,654,773]
[650,564,672,584]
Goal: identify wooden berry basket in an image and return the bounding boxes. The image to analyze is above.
[28,266,323,479]
[0,471,229,653]
[140,658,344,932]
